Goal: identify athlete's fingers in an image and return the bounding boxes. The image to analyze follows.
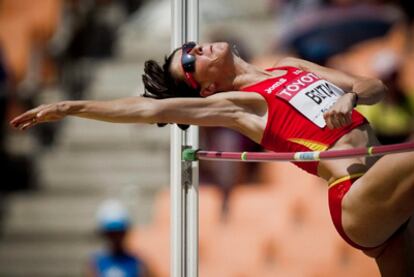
[326,115,336,129]
[332,116,342,128]
[19,121,35,131]
[11,104,63,129]
[323,111,334,129]
[10,105,46,128]
[336,114,349,128]
[12,116,35,129]
[326,110,353,129]
[331,115,342,129]
[10,112,35,127]
[17,115,37,130]
[344,112,352,125]
[336,114,348,128]
[337,112,352,127]
[327,110,342,129]
[16,114,40,129]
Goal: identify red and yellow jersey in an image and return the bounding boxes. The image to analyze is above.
[241,66,367,175]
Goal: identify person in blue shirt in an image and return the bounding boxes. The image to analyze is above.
[86,199,150,277]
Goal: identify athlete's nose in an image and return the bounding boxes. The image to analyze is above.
[190,44,204,56]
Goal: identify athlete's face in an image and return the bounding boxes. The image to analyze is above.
[170,42,235,97]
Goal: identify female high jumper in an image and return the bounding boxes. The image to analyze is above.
[10,41,414,276]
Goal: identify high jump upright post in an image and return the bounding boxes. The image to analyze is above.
[170,0,199,276]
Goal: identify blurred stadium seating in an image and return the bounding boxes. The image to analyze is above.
[128,163,380,276]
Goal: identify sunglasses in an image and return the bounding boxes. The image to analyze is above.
[181,41,199,89]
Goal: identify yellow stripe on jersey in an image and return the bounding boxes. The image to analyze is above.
[287,138,329,152]
[328,173,365,188]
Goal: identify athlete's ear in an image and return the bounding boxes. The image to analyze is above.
[200,83,216,97]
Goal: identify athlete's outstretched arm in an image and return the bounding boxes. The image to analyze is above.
[10,93,246,130]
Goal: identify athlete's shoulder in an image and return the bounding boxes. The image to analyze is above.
[274,57,315,71]
[273,57,301,66]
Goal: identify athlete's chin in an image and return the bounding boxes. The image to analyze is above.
[213,42,230,56]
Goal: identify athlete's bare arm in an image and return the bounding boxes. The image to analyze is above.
[9,91,265,138]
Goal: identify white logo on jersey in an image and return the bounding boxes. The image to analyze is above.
[278,72,319,98]
[265,78,287,94]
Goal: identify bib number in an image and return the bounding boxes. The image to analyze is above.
[277,79,344,127]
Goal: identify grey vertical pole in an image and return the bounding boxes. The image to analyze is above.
[185,0,199,275]
[170,0,199,276]
[170,1,184,276]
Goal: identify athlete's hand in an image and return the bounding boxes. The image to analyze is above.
[10,102,69,131]
[323,93,356,129]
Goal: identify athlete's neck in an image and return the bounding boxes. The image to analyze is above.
[231,57,280,90]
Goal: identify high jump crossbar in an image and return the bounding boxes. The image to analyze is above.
[182,141,414,162]
[171,0,199,277]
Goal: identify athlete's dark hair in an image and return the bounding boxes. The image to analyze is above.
[142,48,200,129]
[142,48,200,100]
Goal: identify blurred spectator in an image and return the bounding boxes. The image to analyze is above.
[0,49,7,148]
[0,47,36,192]
[43,0,144,102]
[50,0,129,100]
[272,0,403,64]
[86,199,150,277]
